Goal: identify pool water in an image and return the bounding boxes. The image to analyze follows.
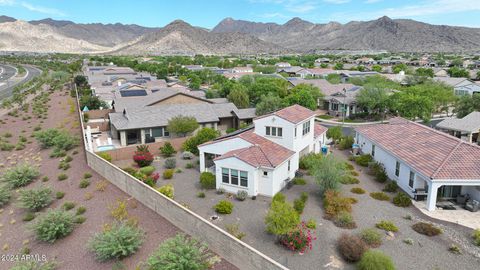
[97,145,115,151]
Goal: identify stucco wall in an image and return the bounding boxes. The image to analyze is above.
[214,157,257,196]
[86,151,287,270]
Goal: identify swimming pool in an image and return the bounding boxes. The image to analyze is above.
[97,145,115,151]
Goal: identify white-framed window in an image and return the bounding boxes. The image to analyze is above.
[302,121,311,135]
[266,126,282,137]
[221,168,248,188]
[395,161,400,177]
[371,145,376,157]
[150,127,170,138]
[294,127,297,138]
[263,171,268,177]
[288,160,291,171]
[409,171,415,188]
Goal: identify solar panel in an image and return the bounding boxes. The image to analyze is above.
[120,90,147,97]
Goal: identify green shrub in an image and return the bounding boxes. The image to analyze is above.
[358,250,395,270]
[10,261,57,270]
[360,228,383,247]
[76,206,87,215]
[403,238,414,245]
[55,191,65,199]
[199,172,215,189]
[369,162,388,183]
[139,166,155,176]
[334,211,357,229]
[57,173,68,181]
[42,176,49,182]
[306,218,317,229]
[159,142,176,157]
[157,184,174,199]
[182,128,219,155]
[293,192,309,214]
[97,152,112,162]
[473,229,480,246]
[376,220,399,232]
[323,190,352,219]
[383,181,398,192]
[265,201,300,236]
[146,233,217,270]
[79,179,90,188]
[74,216,87,224]
[225,223,246,240]
[338,136,354,150]
[344,162,355,171]
[392,193,412,207]
[449,244,462,254]
[0,185,12,207]
[350,187,366,194]
[292,178,307,185]
[162,169,174,179]
[164,157,177,169]
[83,172,92,179]
[62,201,76,211]
[272,192,286,204]
[181,151,194,160]
[122,167,137,175]
[1,164,40,188]
[412,222,442,236]
[185,162,195,169]
[18,187,53,211]
[340,175,360,184]
[88,222,144,261]
[35,128,78,155]
[235,190,248,201]
[197,192,206,198]
[354,154,372,167]
[370,192,390,201]
[33,209,75,243]
[23,212,36,222]
[214,200,234,214]
[337,233,368,262]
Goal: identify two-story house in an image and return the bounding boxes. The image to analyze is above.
[198,105,328,197]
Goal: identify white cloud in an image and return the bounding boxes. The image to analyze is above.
[0,0,15,5]
[364,0,382,3]
[20,2,66,16]
[323,0,350,4]
[329,0,480,22]
[258,12,289,19]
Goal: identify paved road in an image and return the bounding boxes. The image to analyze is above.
[0,64,17,82]
[0,65,42,101]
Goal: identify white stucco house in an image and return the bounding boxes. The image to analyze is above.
[355,118,480,211]
[198,105,329,197]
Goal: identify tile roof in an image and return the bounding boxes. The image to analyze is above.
[255,104,316,124]
[289,79,356,96]
[355,118,480,180]
[235,108,257,119]
[314,123,328,138]
[213,129,295,168]
[436,111,480,133]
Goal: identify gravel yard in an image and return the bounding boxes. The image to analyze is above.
[114,146,480,270]
[0,90,236,270]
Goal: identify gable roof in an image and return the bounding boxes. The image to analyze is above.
[213,129,295,168]
[314,123,328,138]
[255,104,316,124]
[355,118,480,180]
[289,79,356,96]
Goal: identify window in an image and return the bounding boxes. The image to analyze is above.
[266,126,282,137]
[231,169,239,185]
[288,160,291,171]
[263,171,268,177]
[240,171,248,187]
[371,145,376,157]
[222,168,229,183]
[302,121,311,135]
[409,171,415,188]
[395,161,400,177]
[152,128,163,137]
[221,168,248,188]
[164,129,170,137]
[294,127,297,138]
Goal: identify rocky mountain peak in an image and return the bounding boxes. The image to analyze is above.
[0,15,16,23]
[284,17,312,27]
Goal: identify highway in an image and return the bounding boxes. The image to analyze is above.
[0,64,42,101]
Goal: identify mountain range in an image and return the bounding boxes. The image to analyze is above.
[1,15,480,55]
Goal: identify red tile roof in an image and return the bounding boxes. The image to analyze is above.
[355,118,480,180]
[314,123,328,138]
[213,129,294,168]
[255,104,316,124]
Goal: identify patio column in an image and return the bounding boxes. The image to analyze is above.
[140,129,145,144]
[199,149,206,172]
[468,133,473,143]
[120,131,127,147]
[426,182,441,211]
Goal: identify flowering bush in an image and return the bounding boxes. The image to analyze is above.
[280,222,316,254]
[133,145,154,167]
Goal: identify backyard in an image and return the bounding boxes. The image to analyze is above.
[0,85,236,269]
[113,145,480,270]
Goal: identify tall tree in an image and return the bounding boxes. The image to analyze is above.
[356,86,390,116]
[255,93,284,116]
[227,84,249,108]
[167,116,199,137]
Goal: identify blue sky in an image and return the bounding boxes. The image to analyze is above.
[1,0,479,28]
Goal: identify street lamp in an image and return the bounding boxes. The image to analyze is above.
[342,88,346,126]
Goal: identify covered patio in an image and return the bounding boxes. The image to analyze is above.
[423,180,480,212]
